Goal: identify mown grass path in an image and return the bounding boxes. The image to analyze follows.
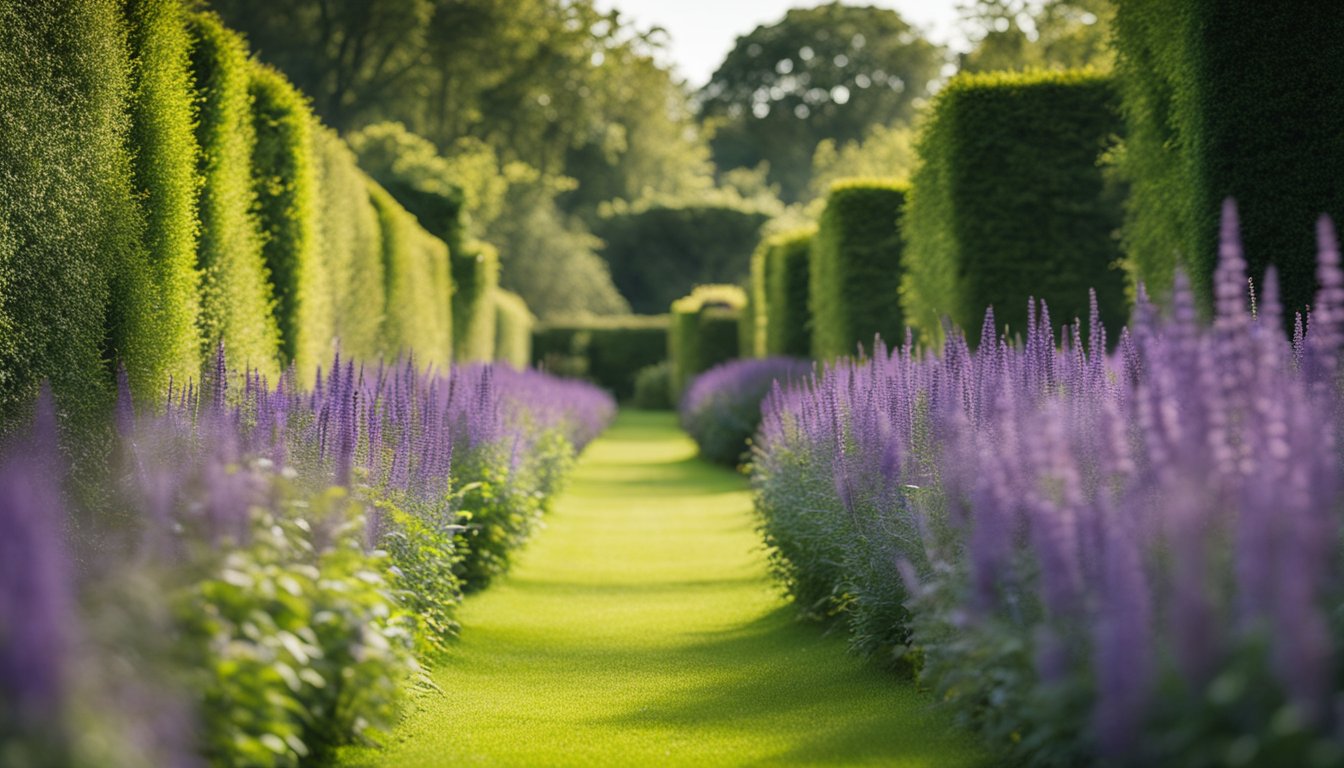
[341,410,984,767]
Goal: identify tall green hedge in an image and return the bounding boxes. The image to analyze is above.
[901,70,1126,345]
[493,290,534,369]
[810,179,907,360]
[1113,0,1344,316]
[452,243,499,363]
[186,12,280,379]
[0,0,138,428]
[669,285,746,400]
[532,315,669,400]
[249,63,331,381]
[369,181,451,367]
[753,227,815,358]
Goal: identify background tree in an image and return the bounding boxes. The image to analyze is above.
[958,0,1113,73]
[697,2,943,203]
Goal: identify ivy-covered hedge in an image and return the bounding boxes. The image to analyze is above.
[752,227,815,358]
[494,290,533,369]
[532,315,669,400]
[810,180,907,360]
[1113,0,1344,317]
[902,70,1126,345]
[452,243,499,362]
[668,285,746,400]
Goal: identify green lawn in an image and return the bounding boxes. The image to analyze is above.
[340,410,985,767]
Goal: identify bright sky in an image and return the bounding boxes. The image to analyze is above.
[593,0,969,88]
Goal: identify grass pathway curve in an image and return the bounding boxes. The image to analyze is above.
[341,410,983,767]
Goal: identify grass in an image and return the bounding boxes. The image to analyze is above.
[339,410,986,767]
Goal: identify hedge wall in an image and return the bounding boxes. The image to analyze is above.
[753,227,815,358]
[596,203,770,314]
[452,243,499,363]
[810,180,908,360]
[669,285,746,400]
[901,70,1126,346]
[533,315,670,400]
[369,181,451,368]
[186,12,280,378]
[1113,0,1344,317]
[493,290,534,369]
[0,0,137,428]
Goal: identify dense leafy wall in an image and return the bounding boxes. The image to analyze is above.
[532,315,669,401]
[452,243,499,363]
[493,290,534,369]
[668,285,746,400]
[752,227,815,358]
[369,181,451,367]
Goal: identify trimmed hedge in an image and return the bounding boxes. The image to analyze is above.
[368,181,451,367]
[532,315,670,400]
[752,227,815,358]
[810,180,908,360]
[493,290,534,369]
[1113,0,1344,317]
[249,63,331,380]
[668,285,746,400]
[452,243,499,363]
[186,12,280,378]
[121,0,202,399]
[901,70,1126,345]
[0,0,137,428]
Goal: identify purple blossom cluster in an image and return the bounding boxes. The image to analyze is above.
[679,356,812,465]
[753,202,1344,763]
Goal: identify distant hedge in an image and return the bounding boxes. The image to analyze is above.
[532,315,669,400]
[452,243,499,363]
[901,70,1126,345]
[669,285,746,400]
[493,290,534,369]
[596,203,770,314]
[369,181,451,368]
[810,180,907,360]
[1113,0,1344,317]
[186,12,280,378]
[752,227,815,358]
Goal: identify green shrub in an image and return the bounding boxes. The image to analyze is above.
[186,12,281,379]
[0,0,139,429]
[631,361,672,410]
[368,181,450,367]
[346,121,467,256]
[452,243,499,362]
[754,226,815,358]
[668,285,746,400]
[249,63,331,380]
[1113,0,1344,317]
[901,70,1127,346]
[120,0,202,399]
[532,315,669,400]
[493,290,534,370]
[310,125,384,362]
[595,202,770,314]
[809,179,908,360]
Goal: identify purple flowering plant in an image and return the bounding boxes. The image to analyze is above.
[679,357,812,466]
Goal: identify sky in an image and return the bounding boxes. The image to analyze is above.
[592,0,969,88]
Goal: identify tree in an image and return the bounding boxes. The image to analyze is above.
[958,0,1114,73]
[810,122,917,199]
[698,2,944,203]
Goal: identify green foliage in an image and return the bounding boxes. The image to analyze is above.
[346,121,467,256]
[248,64,331,380]
[901,70,1126,345]
[381,501,462,657]
[309,126,385,361]
[959,0,1114,74]
[753,227,816,358]
[121,0,202,399]
[698,4,945,203]
[810,124,917,201]
[668,285,746,400]
[595,201,770,314]
[186,12,281,379]
[809,179,908,360]
[1112,0,1344,317]
[630,361,672,410]
[493,290,534,369]
[368,181,452,367]
[452,243,499,362]
[532,315,669,401]
[0,0,137,429]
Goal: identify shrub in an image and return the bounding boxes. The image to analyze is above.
[668,285,747,400]
[809,179,908,360]
[1113,0,1344,318]
[631,361,672,410]
[753,226,815,358]
[532,315,669,401]
[494,290,534,369]
[249,63,331,380]
[186,11,281,379]
[680,357,810,466]
[368,180,450,367]
[901,70,1126,346]
[452,242,499,362]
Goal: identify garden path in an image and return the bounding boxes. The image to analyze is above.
[339,410,982,767]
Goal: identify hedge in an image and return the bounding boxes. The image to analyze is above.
[249,63,332,381]
[368,181,451,367]
[121,0,202,399]
[186,12,280,379]
[668,285,746,400]
[595,202,770,314]
[753,227,815,358]
[346,121,468,257]
[452,243,499,363]
[493,290,534,369]
[810,179,908,360]
[901,70,1126,346]
[1113,0,1344,317]
[532,315,669,400]
[0,0,137,429]
[309,125,385,362]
